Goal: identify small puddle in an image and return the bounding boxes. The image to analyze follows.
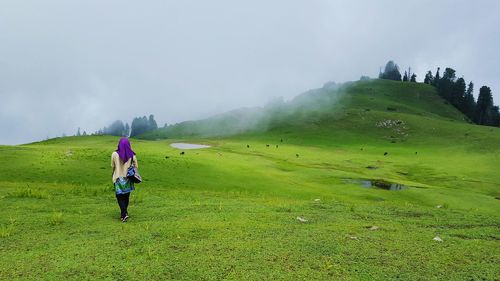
[344,179,408,190]
[170,143,211,150]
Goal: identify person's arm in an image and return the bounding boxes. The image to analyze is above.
[133,155,138,168]
[111,153,116,173]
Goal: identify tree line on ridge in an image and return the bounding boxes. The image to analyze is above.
[380,61,499,126]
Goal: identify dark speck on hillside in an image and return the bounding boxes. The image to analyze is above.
[384,152,388,156]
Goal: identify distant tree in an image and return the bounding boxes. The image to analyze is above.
[466,81,474,96]
[491,106,500,127]
[433,67,441,87]
[379,61,402,81]
[129,114,158,137]
[359,76,370,81]
[424,71,433,84]
[442,68,456,82]
[76,127,81,136]
[410,73,417,82]
[148,114,158,131]
[130,117,142,137]
[130,116,148,137]
[475,86,494,125]
[451,77,466,111]
[438,67,457,101]
[402,71,408,82]
[82,131,87,136]
[463,82,476,120]
[103,120,126,136]
[124,123,130,137]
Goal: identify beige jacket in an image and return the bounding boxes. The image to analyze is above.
[111,151,138,183]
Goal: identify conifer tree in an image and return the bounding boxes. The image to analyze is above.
[475,86,493,125]
[452,77,466,111]
[424,71,433,84]
[433,67,441,87]
[379,61,402,81]
[463,81,476,120]
[148,114,158,130]
[125,123,130,137]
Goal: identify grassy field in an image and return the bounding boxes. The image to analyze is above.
[1,80,499,280]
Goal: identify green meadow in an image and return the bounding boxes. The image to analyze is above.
[0,80,499,280]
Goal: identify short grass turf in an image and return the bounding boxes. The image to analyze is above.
[1,80,499,280]
[0,130,499,280]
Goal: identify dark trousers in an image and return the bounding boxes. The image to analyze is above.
[116,193,130,218]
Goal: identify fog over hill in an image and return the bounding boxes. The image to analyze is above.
[0,1,499,144]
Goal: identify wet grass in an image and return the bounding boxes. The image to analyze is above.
[0,130,499,280]
[0,80,499,280]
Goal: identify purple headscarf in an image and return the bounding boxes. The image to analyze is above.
[116,137,135,163]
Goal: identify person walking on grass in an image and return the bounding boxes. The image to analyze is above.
[111,137,138,222]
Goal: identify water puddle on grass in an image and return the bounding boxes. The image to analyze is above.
[344,179,408,190]
[170,143,211,149]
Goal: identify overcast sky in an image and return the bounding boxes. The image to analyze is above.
[0,0,499,144]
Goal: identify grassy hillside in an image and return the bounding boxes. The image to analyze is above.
[0,80,499,280]
[141,79,468,140]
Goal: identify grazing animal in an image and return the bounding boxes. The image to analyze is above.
[384,152,388,156]
[247,145,250,148]
[180,151,185,155]
[415,152,418,155]
[266,144,270,147]
[296,154,299,158]
[165,156,169,159]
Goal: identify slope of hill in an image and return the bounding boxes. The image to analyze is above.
[140,79,468,140]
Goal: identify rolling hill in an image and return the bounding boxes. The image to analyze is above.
[140,79,469,140]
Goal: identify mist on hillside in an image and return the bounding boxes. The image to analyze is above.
[141,82,347,139]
